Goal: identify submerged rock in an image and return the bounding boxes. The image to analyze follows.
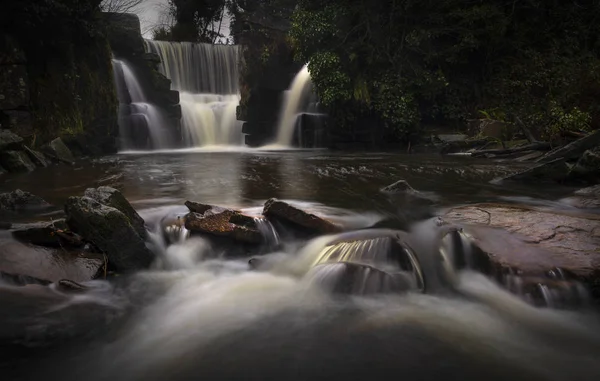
[263,198,341,235]
[443,204,600,298]
[0,150,36,172]
[85,187,146,238]
[0,238,104,283]
[42,137,75,164]
[0,189,50,211]
[185,209,261,244]
[65,196,154,272]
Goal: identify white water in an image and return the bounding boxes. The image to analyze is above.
[145,40,242,147]
[273,65,313,147]
[112,59,172,149]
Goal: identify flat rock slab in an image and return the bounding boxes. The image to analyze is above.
[263,198,341,234]
[0,238,104,283]
[443,204,600,292]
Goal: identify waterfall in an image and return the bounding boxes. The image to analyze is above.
[112,59,173,150]
[273,65,313,147]
[145,40,242,147]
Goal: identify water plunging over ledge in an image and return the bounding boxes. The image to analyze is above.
[112,59,173,150]
[145,40,242,147]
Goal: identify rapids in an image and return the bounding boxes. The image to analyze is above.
[1,151,599,381]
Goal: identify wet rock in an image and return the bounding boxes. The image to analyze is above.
[443,204,600,298]
[11,219,84,248]
[184,200,214,214]
[0,129,23,151]
[568,147,600,183]
[0,150,36,172]
[263,198,341,235]
[23,146,49,167]
[84,187,146,238]
[0,237,104,283]
[185,209,262,244]
[56,279,90,293]
[562,185,600,209]
[380,180,419,194]
[437,134,468,142]
[65,196,154,272]
[0,271,50,286]
[42,137,75,164]
[0,189,50,211]
[494,158,569,184]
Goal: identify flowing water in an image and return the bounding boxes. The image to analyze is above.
[145,41,242,147]
[112,59,173,150]
[273,64,314,147]
[1,151,600,381]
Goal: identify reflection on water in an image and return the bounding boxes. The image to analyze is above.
[0,151,585,219]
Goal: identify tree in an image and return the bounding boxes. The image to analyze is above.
[100,0,143,13]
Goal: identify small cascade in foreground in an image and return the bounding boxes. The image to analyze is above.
[145,40,242,147]
[273,65,327,147]
[112,59,173,150]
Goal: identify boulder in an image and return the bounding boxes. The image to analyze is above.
[443,204,600,298]
[65,196,154,272]
[562,185,600,209]
[11,219,84,248]
[23,146,49,167]
[0,150,36,172]
[568,147,600,183]
[0,189,49,211]
[0,129,23,151]
[84,187,146,238]
[494,158,569,184]
[263,198,341,234]
[185,209,262,244]
[0,237,104,283]
[0,64,29,110]
[42,137,75,164]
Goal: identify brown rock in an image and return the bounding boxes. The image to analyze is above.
[444,203,600,296]
[263,198,341,234]
[185,209,262,244]
[184,200,213,214]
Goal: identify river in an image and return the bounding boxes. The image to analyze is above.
[1,149,599,381]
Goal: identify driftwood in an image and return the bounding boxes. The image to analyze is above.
[471,142,552,158]
[536,129,600,163]
[513,115,538,143]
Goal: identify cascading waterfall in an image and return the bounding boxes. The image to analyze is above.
[273,65,313,147]
[145,40,242,147]
[112,59,172,150]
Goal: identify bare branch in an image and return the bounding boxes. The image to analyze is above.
[100,0,143,14]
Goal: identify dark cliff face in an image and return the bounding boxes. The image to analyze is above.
[232,2,303,147]
[0,0,119,156]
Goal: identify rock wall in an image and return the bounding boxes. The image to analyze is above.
[0,2,120,172]
[233,5,303,147]
[105,13,181,149]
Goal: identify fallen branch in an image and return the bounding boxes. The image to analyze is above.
[471,142,552,157]
[513,115,538,143]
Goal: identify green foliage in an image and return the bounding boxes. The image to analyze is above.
[290,0,600,140]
